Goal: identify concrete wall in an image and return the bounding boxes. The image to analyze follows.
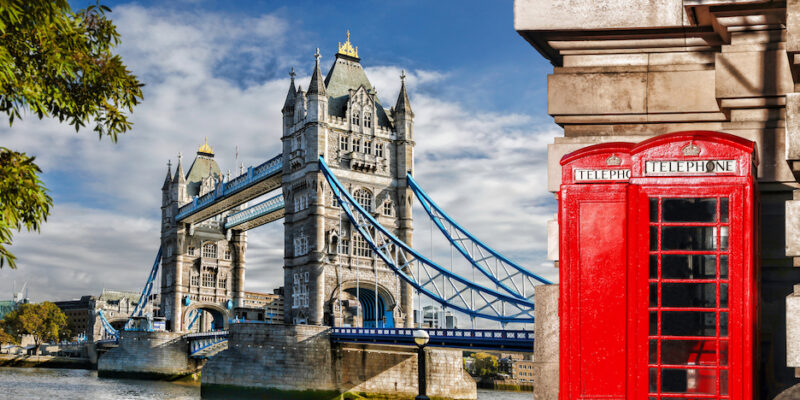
[201,323,476,399]
[533,284,558,400]
[97,331,201,379]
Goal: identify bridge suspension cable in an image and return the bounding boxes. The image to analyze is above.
[125,246,162,330]
[406,174,551,302]
[320,157,535,324]
[97,310,119,341]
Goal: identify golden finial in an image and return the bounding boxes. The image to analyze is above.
[337,30,359,58]
[198,136,214,155]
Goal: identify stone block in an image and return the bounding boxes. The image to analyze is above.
[533,284,559,400]
[514,0,684,31]
[548,73,648,115]
[786,200,800,258]
[647,70,719,113]
[787,291,800,368]
[97,331,199,379]
[715,50,793,99]
[787,94,800,161]
[787,0,800,55]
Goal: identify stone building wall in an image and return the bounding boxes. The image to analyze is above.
[97,330,201,379]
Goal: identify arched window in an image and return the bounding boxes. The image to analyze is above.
[383,201,393,216]
[202,243,217,258]
[353,188,372,212]
[352,110,360,126]
[364,112,372,128]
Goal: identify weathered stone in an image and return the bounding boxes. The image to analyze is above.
[514,0,684,31]
[533,284,558,400]
[97,331,201,379]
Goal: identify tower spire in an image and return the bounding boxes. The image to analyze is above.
[173,152,185,183]
[308,48,326,96]
[282,67,297,113]
[337,30,359,58]
[162,159,173,190]
[395,69,413,117]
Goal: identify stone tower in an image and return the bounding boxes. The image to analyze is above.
[160,140,246,332]
[281,33,415,327]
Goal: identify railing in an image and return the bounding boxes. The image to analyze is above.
[330,327,534,352]
[184,330,229,340]
[224,194,285,229]
[176,154,282,221]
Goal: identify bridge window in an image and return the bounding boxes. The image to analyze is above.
[364,140,372,155]
[338,238,350,255]
[294,232,309,256]
[354,189,372,212]
[218,273,227,289]
[352,111,360,126]
[340,135,349,151]
[190,273,199,287]
[224,248,231,260]
[202,243,217,259]
[354,235,371,257]
[353,139,361,153]
[364,112,372,128]
[292,272,310,309]
[202,271,216,287]
[375,142,383,158]
[294,193,309,212]
[331,192,338,207]
[383,201,393,216]
[188,246,196,256]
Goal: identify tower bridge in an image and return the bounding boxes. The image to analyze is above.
[98,33,551,399]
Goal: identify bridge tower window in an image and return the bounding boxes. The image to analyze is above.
[202,271,216,287]
[353,138,361,153]
[188,246,196,256]
[383,201,393,216]
[354,235,370,257]
[375,142,383,158]
[224,248,231,260]
[218,273,227,289]
[190,273,199,287]
[202,243,217,259]
[352,111,360,126]
[364,140,372,155]
[354,188,372,212]
[294,231,309,256]
[364,112,372,128]
[340,135,349,151]
[338,238,350,255]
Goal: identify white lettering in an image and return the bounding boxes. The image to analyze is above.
[573,168,631,182]
[645,160,737,176]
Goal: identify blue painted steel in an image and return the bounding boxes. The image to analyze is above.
[125,246,162,331]
[319,157,535,323]
[407,174,551,301]
[97,310,119,342]
[224,194,284,229]
[186,309,200,331]
[330,327,534,352]
[176,154,282,221]
[186,331,229,358]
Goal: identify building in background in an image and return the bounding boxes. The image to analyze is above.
[54,289,151,341]
[234,288,284,323]
[414,305,457,329]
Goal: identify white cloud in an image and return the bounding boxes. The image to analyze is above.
[0,4,559,303]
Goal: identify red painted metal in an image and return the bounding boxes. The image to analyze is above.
[558,131,759,400]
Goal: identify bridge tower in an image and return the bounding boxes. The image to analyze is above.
[281,33,415,327]
[160,141,245,332]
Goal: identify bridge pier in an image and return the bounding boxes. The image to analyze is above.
[97,330,202,380]
[201,323,476,399]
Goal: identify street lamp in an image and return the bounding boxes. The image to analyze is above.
[413,329,430,400]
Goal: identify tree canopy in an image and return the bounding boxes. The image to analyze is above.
[0,0,142,268]
[2,302,69,350]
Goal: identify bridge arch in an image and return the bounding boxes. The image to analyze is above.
[339,280,396,328]
[107,317,128,331]
[181,302,230,332]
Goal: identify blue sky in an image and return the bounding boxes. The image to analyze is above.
[1,1,560,302]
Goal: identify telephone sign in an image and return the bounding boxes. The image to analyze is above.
[559,131,759,399]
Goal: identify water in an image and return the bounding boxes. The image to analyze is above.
[0,368,530,399]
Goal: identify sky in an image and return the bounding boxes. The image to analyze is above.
[0,0,560,302]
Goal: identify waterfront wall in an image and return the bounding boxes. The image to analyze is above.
[201,323,477,399]
[97,330,202,379]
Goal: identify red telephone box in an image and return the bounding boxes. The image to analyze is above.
[558,131,759,399]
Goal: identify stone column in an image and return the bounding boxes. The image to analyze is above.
[232,230,247,309]
[533,284,559,400]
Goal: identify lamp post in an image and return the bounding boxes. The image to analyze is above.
[413,329,430,400]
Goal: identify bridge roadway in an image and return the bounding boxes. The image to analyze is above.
[176,154,283,227]
[184,325,534,355]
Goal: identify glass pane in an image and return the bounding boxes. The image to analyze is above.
[721,198,729,223]
[721,284,728,308]
[661,368,717,394]
[650,198,659,222]
[662,198,717,223]
[650,283,658,307]
[661,311,716,337]
[720,341,729,366]
[662,255,717,279]
[720,312,728,337]
[650,311,658,336]
[662,227,716,250]
[662,283,716,308]
[721,369,729,395]
[660,340,721,366]
[649,368,658,393]
[650,226,658,250]
[719,226,729,250]
[720,256,728,278]
[649,339,657,364]
[650,255,658,279]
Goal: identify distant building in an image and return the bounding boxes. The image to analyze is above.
[511,359,535,384]
[0,283,30,320]
[234,288,284,323]
[54,289,152,341]
[415,305,457,329]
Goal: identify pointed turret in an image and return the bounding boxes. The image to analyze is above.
[173,152,186,184]
[282,67,297,114]
[162,160,173,190]
[307,49,326,96]
[394,70,413,117]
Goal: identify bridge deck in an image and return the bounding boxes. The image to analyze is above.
[224,194,285,231]
[330,327,534,353]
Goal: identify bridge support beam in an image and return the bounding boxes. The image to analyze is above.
[201,323,476,399]
[97,331,203,380]
[533,284,559,400]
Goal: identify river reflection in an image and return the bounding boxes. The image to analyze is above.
[0,367,531,400]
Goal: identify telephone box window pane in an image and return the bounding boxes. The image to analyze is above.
[662,198,716,222]
[661,283,717,308]
[719,226,729,250]
[648,368,658,392]
[720,340,729,365]
[721,370,729,395]
[662,255,717,279]
[649,283,658,307]
[649,255,658,279]
[721,198,729,223]
[649,339,657,363]
[659,339,721,366]
[721,283,729,308]
[720,312,728,337]
[660,368,717,394]
[650,198,658,222]
[650,311,658,336]
[662,227,716,250]
[661,311,717,337]
[650,226,658,250]
[720,256,729,278]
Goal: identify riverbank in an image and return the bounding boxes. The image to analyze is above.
[0,354,93,369]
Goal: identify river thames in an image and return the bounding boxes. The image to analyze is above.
[0,367,531,399]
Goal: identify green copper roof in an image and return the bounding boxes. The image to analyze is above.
[323,54,391,128]
[185,154,221,198]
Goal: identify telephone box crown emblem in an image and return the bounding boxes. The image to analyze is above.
[606,154,622,166]
[682,143,701,156]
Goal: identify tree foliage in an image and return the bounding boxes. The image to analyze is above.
[2,302,69,350]
[0,0,142,268]
[469,352,499,377]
